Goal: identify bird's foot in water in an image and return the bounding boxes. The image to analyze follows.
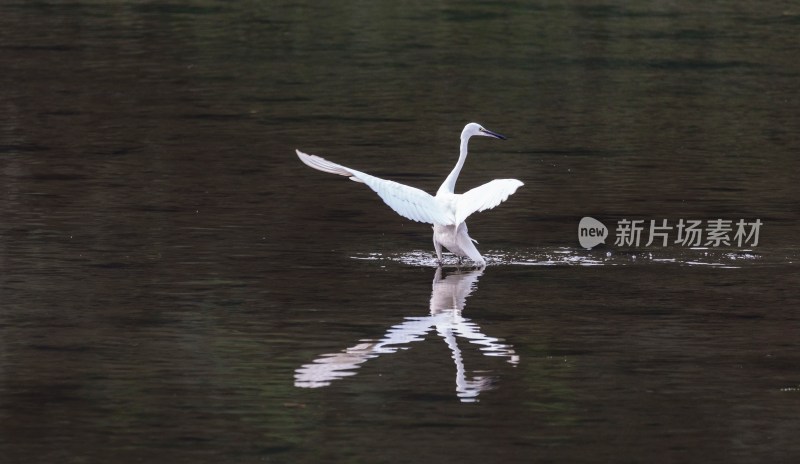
[435,255,483,268]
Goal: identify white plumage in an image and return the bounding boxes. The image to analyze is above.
[296,122,523,265]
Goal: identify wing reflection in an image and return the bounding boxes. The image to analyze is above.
[295,267,518,402]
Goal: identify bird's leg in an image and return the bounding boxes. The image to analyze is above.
[433,235,443,266]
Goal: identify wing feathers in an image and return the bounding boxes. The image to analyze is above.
[297,150,522,227]
[296,150,357,179]
[356,173,451,224]
[455,179,524,225]
[296,150,449,225]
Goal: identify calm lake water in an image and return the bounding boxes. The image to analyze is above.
[1,1,799,463]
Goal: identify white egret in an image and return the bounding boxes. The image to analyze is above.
[296,122,523,265]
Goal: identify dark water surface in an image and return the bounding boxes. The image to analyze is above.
[1,1,799,463]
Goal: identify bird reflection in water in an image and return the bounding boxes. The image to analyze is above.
[295,268,519,402]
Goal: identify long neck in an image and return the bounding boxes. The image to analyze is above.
[437,136,469,195]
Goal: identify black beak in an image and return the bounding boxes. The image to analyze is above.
[481,128,507,140]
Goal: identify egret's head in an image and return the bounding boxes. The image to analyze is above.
[463,122,507,140]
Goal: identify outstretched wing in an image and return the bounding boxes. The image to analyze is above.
[297,150,451,225]
[454,179,524,226]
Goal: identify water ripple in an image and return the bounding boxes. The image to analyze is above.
[351,247,786,269]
